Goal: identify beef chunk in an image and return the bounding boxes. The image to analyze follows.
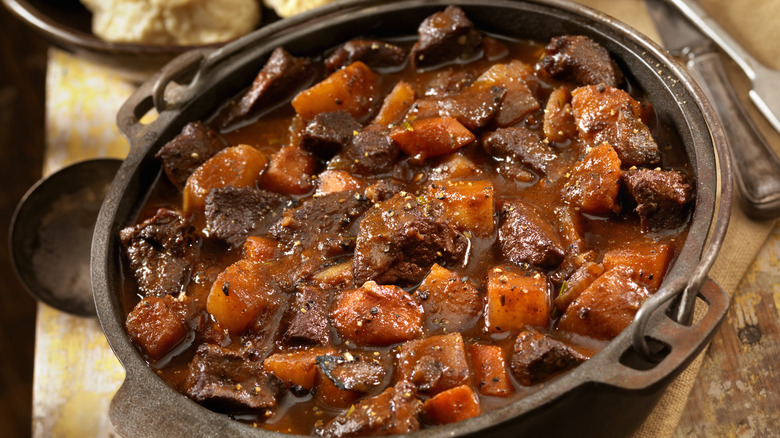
[408,85,506,131]
[155,121,226,189]
[316,354,385,393]
[410,6,483,69]
[423,67,475,97]
[622,168,694,229]
[219,47,315,128]
[338,124,400,175]
[498,201,565,269]
[412,263,482,334]
[269,190,370,257]
[184,344,281,410]
[120,209,199,298]
[510,328,587,386]
[483,126,558,176]
[364,179,403,204]
[543,86,577,143]
[571,84,660,166]
[204,186,288,247]
[353,192,468,285]
[301,110,362,158]
[325,39,407,72]
[538,35,622,87]
[317,382,422,437]
[284,285,330,345]
[396,333,470,395]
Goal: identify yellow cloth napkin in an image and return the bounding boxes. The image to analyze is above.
[576,1,779,436]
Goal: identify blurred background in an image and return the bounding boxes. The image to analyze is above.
[0,5,46,438]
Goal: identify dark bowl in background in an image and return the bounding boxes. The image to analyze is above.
[91,0,733,436]
[0,0,279,81]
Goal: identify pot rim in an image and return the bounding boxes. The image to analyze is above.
[91,1,733,436]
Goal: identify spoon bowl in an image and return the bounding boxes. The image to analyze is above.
[9,158,122,317]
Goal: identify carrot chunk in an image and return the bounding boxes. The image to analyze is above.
[422,385,481,425]
[292,61,379,120]
[260,144,317,195]
[468,343,513,397]
[183,144,267,212]
[125,296,187,361]
[206,259,280,334]
[330,281,423,346]
[389,117,475,160]
[485,265,551,333]
[426,180,495,237]
[373,80,416,126]
[412,263,482,334]
[563,142,622,215]
[263,347,336,390]
[243,236,277,263]
[601,241,674,290]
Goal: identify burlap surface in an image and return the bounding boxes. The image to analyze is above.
[575,0,780,436]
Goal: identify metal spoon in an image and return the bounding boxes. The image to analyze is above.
[9,158,122,317]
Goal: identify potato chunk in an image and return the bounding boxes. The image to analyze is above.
[206,259,280,334]
[412,263,482,334]
[389,117,475,160]
[373,80,416,126]
[292,61,379,120]
[558,269,651,340]
[125,296,187,361]
[426,180,495,237]
[468,343,513,397]
[263,347,336,390]
[330,281,423,346]
[601,241,673,290]
[422,385,480,425]
[563,142,622,215]
[260,144,317,195]
[485,265,551,333]
[396,332,470,395]
[183,144,267,212]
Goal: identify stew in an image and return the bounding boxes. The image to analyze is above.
[119,6,694,436]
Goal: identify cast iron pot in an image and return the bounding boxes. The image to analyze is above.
[92,0,733,436]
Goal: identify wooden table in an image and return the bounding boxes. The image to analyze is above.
[32,34,780,438]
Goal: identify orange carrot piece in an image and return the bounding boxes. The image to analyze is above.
[389,117,475,160]
[422,385,481,425]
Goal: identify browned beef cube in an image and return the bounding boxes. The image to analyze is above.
[301,110,362,158]
[498,201,565,269]
[219,47,316,128]
[363,179,403,204]
[538,35,622,87]
[483,126,558,176]
[317,382,422,437]
[325,39,407,72]
[120,209,199,298]
[410,6,483,69]
[408,85,506,131]
[571,85,660,166]
[509,328,586,386]
[622,168,694,229]
[155,121,226,189]
[337,124,400,175]
[184,344,281,410]
[423,67,475,97]
[353,192,468,285]
[284,285,330,345]
[396,333,470,395]
[316,353,386,393]
[543,86,577,143]
[269,190,370,257]
[204,186,288,247]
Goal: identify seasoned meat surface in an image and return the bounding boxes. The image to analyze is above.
[498,201,566,269]
[353,192,468,285]
[325,39,407,72]
[120,209,199,298]
[483,126,558,176]
[538,35,622,87]
[184,344,281,410]
[622,168,694,229]
[219,47,315,128]
[510,328,587,386]
[204,186,288,247]
[155,121,226,189]
[410,6,482,68]
[284,285,330,345]
[301,110,362,158]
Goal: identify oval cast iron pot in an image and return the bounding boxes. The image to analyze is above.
[92,0,733,437]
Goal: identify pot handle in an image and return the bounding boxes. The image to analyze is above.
[592,277,728,390]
